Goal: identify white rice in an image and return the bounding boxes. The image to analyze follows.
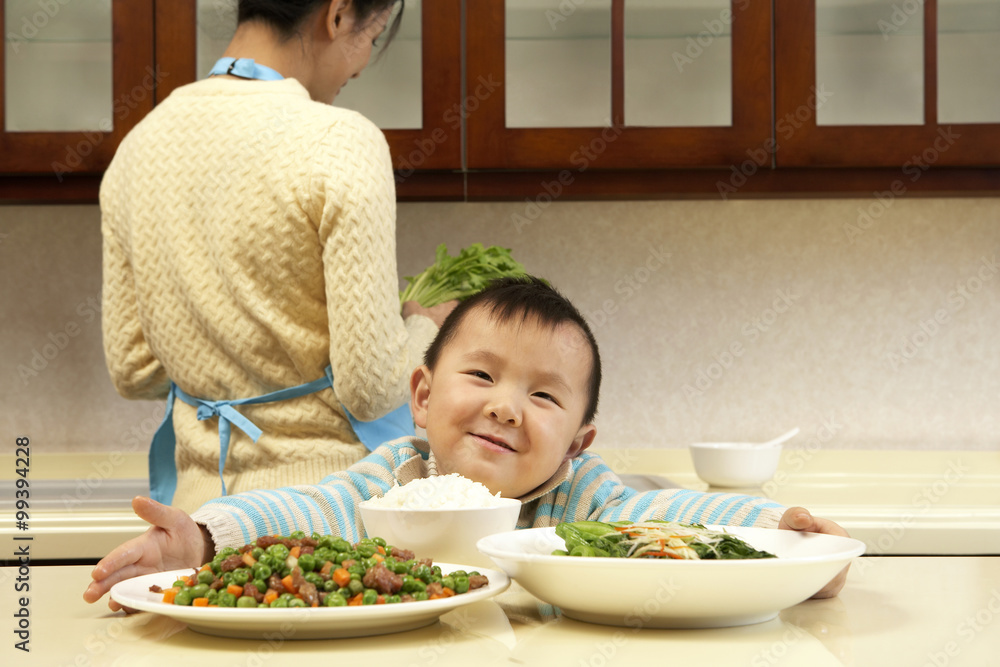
[369,473,505,509]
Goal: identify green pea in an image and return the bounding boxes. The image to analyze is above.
[197,569,214,585]
[290,530,306,540]
[410,564,432,581]
[452,575,469,594]
[280,592,296,601]
[400,576,426,594]
[251,547,264,560]
[411,591,429,601]
[331,538,351,552]
[297,553,317,572]
[252,562,272,580]
[288,597,307,608]
[173,589,194,606]
[441,576,456,591]
[385,594,401,604]
[205,589,219,602]
[304,572,324,587]
[267,544,290,561]
[172,579,189,589]
[323,579,337,592]
[334,551,352,565]
[218,546,239,558]
[258,602,270,608]
[270,597,289,608]
[324,593,346,607]
[356,542,377,558]
[232,569,250,585]
[222,572,234,585]
[236,596,257,608]
[348,579,364,596]
[218,592,237,607]
[361,589,378,605]
[371,536,387,548]
[190,583,210,598]
[252,578,267,593]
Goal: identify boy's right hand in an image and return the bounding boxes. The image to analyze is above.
[83,496,212,612]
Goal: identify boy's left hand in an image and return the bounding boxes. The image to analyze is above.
[778,506,851,599]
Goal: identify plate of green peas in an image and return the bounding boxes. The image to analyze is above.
[109,532,510,639]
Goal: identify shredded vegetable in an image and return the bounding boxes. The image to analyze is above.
[553,520,776,560]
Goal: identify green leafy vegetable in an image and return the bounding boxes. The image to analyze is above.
[399,243,530,307]
[553,520,776,560]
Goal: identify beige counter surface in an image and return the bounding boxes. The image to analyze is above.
[2,556,999,666]
[3,449,999,559]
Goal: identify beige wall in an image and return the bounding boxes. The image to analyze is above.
[2,197,997,455]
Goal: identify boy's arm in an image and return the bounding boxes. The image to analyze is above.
[83,497,211,611]
[564,454,786,528]
[192,443,411,550]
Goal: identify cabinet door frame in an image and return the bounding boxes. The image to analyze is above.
[0,0,156,174]
[156,0,462,172]
[466,0,773,169]
[775,0,1000,167]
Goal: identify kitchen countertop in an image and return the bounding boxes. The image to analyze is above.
[3,449,998,559]
[2,557,999,666]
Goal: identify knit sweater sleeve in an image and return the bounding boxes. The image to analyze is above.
[99,154,169,400]
[537,453,785,529]
[191,441,422,550]
[310,112,437,420]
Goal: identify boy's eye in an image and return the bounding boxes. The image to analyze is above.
[533,392,560,406]
[468,370,492,382]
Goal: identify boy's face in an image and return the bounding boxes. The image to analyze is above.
[410,307,597,498]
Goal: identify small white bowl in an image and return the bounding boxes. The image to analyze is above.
[359,499,521,568]
[689,442,782,488]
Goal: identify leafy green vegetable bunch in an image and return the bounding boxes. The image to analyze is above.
[553,520,776,560]
[399,243,530,307]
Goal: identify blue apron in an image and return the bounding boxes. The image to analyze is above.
[149,367,415,505]
[148,58,415,504]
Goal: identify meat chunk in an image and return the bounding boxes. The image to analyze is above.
[219,554,244,573]
[468,574,489,590]
[362,563,403,595]
[390,546,415,561]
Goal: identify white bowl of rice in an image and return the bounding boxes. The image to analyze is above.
[359,474,522,568]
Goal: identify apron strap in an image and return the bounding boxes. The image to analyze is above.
[148,368,415,504]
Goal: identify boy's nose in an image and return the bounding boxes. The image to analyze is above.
[485,400,521,427]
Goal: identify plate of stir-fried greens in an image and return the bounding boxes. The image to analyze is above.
[477,522,865,629]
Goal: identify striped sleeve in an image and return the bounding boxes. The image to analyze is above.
[191,443,418,550]
[549,453,786,529]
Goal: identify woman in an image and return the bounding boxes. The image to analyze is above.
[101,0,453,513]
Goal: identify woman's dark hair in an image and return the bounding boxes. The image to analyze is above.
[238,0,404,46]
[423,276,602,425]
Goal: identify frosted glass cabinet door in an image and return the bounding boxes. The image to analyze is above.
[0,0,154,174]
[937,0,1000,124]
[195,0,422,130]
[5,0,113,132]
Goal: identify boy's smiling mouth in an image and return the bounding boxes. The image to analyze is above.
[472,432,517,453]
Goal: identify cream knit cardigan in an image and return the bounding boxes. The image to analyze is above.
[100,77,437,513]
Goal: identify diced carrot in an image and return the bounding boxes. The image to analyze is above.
[332,568,351,588]
[341,559,356,568]
[192,597,210,607]
[241,552,257,568]
[227,584,244,597]
[281,575,297,594]
[199,563,212,572]
[161,588,178,604]
[377,546,386,555]
[263,591,278,605]
[290,546,301,558]
[441,587,455,597]
[347,593,363,606]
[185,576,196,587]
[429,594,445,600]
[375,595,385,604]
[320,561,334,576]
[372,554,384,563]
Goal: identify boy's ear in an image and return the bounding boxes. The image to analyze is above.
[410,365,432,429]
[564,423,597,461]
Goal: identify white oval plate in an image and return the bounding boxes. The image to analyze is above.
[477,526,864,629]
[110,562,509,639]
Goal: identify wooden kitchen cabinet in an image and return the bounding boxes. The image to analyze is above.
[466,0,773,170]
[0,0,155,175]
[775,0,1000,167]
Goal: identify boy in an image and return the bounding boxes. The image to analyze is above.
[85,277,849,609]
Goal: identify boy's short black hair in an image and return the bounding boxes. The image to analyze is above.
[423,276,601,424]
